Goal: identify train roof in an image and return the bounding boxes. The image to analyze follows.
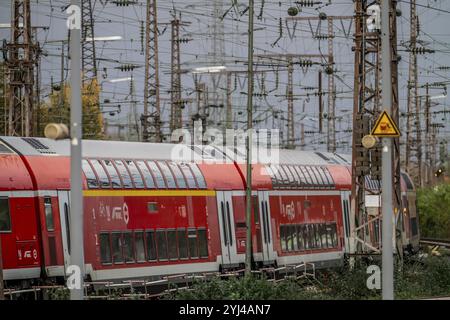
[0,136,351,166]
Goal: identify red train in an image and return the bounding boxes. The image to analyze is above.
[0,137,419,287]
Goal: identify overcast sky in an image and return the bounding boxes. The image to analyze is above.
[0,0,449,155]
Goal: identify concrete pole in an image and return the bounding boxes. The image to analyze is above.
[245,0,254,276]
[69,0,85,300]
[380,0,394,300]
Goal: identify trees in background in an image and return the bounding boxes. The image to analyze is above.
[39,79,104,139]
[417,183,450,239]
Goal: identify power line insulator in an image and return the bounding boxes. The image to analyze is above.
[111,0,138,6]
[314,33,331,40]
[297,59,313,67]
[295,1,322,7]
[410,47,435,54]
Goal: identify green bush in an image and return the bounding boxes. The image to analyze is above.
[417,183,450,239]
[166,256,450,300]
[47,287,70,300]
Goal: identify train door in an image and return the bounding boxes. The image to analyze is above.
[340,191,351,253]
[216,191,239,267]
[57,190,71,275]
[257,191,276,263]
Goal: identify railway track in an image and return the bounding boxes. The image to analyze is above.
[419,238,450,248]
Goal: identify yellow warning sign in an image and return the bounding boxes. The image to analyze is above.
[371,110,400,137]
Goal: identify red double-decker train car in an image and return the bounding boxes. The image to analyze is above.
[0,137,419,287]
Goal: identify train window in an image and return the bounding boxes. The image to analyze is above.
[289,165,302,187]
[123,232,135,263]
[411,217,418,237]
[187,163,206,189]
[311,224,320,249]
[82,159,99,189]
[296,225,305,251]
[147,202,158,214]
[114,160,133,189]
[321,167,334,187]
[328,223,338,248]
[312,167,326,186]
[277,166,291,185]
[135,161,156,189]
[303,225,310,250]
[100,233,112,264]
[167,230,178,260]
[323,168,334,186]
[102,160,122,189]
[156,230,168,261]
[177,229,188,259]
[308,166,320,186]
[188,229,198,259]
[147,161,166,188]
[282,165,296,186]
[270,165,283,185]
[178,163,197,189]
[145,231,157,261]
[298,166,312,186]
[0,198,11,232]
[284,225,291,251]
[292,166,307,187]
[316,167,328,187]
[287,166,301,187]
[308,224,316,248]
[305,167,319,187]
[111,233,123,264]
[44,197,54,231]
[290,225,297,251]
[308,225,316,249]
[319,224,328,248]
[280,225,287,252]
[168,162,187,189]
[124,161,145,189]
[156,161,177,188]
[198,229,209,258]
[135,232,146,262]
[90,160,111,188]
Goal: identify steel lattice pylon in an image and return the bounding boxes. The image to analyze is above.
[350,0,402,255]
[142,0,162,142]
[170,19,182,132]
[405,0,421,184]
[81,0,97,83]
[6,0,36,137]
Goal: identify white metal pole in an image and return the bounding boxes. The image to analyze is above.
[380,0,394,300]
[69,0,85,300]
